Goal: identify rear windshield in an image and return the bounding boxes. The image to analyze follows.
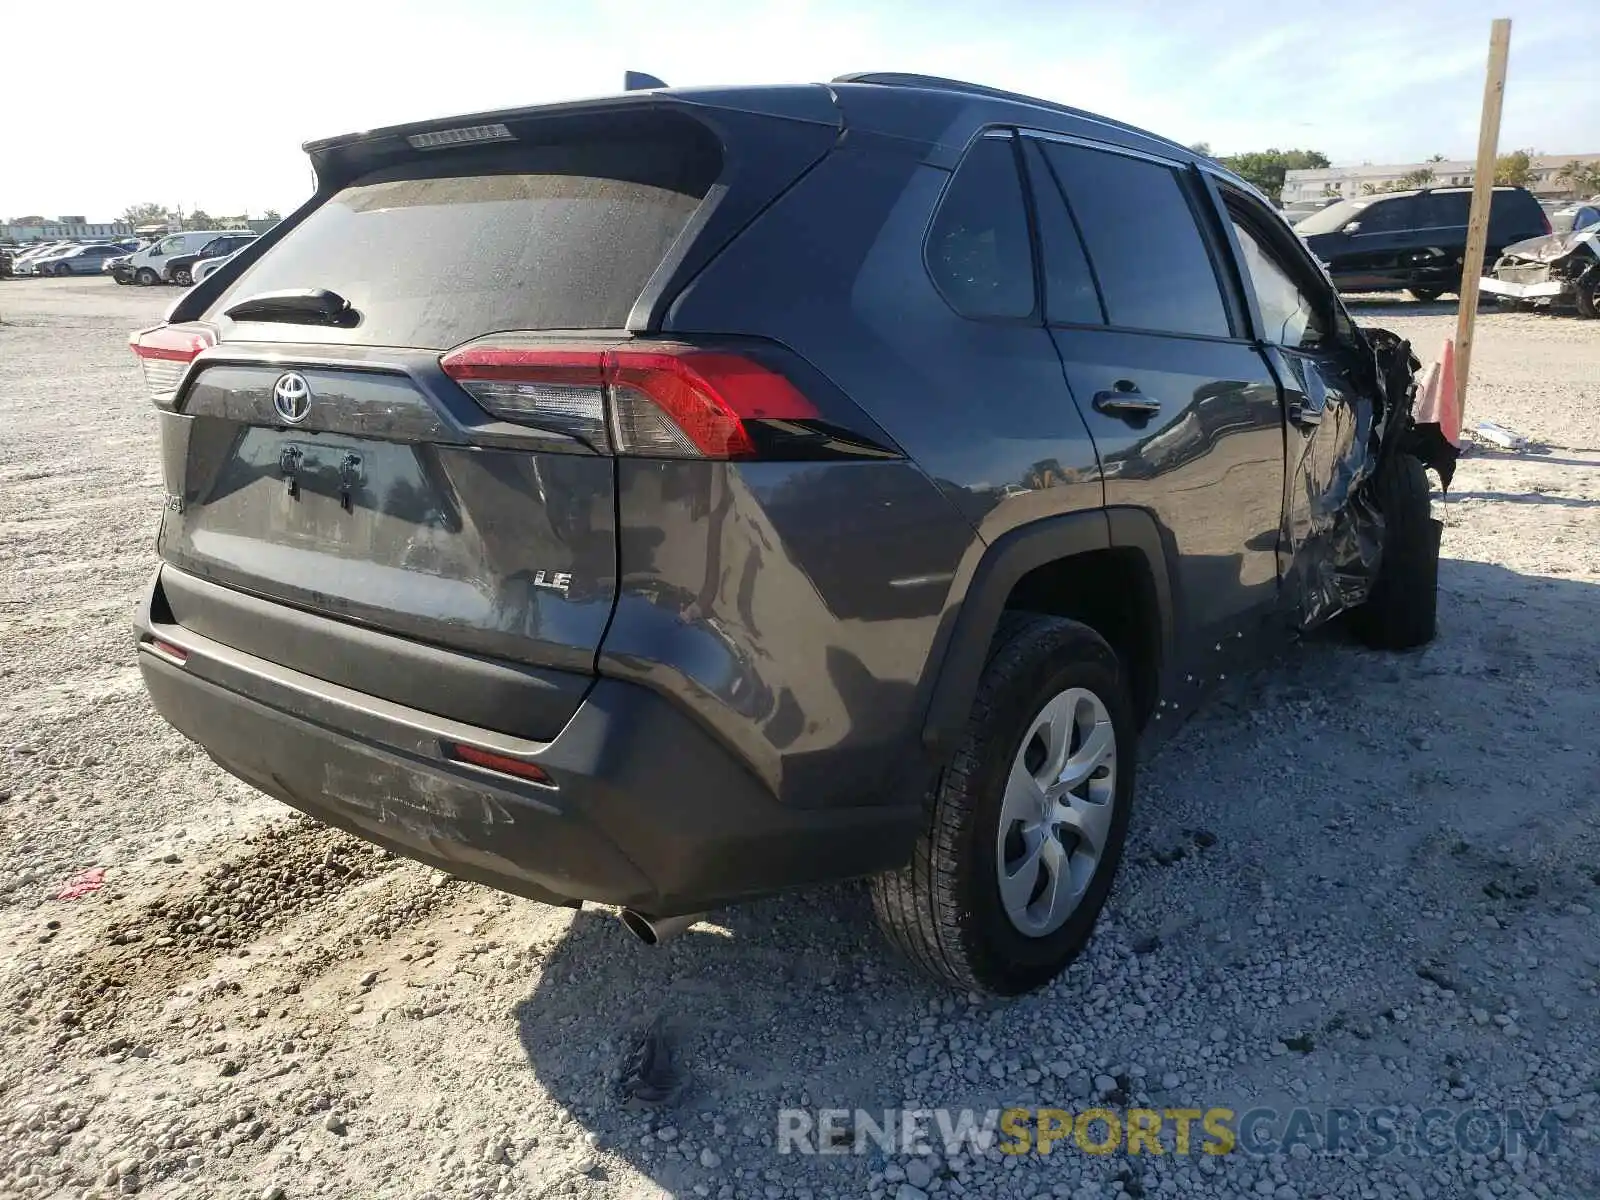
[209,137,719,348]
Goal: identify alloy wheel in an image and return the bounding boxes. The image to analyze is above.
[995,686,1118,938]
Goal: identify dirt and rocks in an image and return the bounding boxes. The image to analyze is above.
[1,278,1598,1200]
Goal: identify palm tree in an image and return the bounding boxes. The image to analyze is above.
[1556,160,1600,199]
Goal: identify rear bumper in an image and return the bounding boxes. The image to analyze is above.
[134,575,919,915]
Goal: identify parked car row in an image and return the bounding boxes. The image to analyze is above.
[107,230,257,287]
[2,238,138,277]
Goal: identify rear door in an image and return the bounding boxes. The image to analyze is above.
[1335,195,1419,289]
[1410,190,1470,288]
[1022,134,1287,653]
[141,116,737,738]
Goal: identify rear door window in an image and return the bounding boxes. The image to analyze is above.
[1037,141,1230,338]
[209,137,720,348]
[1489,190,1544,239]
[1415,192,1469,228]
[1019,140,1105,326]
[1353,197,1414,233]
[925,134,1037,320]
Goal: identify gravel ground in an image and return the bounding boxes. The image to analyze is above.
[1,278,1598,1200]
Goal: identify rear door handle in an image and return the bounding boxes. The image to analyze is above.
[1092,388,1162,418]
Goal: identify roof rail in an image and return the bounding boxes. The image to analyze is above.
[832,72,1057,107]
[832,71,1194,157]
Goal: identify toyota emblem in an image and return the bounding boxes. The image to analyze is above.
[272,372,312,424]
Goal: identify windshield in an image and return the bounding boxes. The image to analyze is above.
[1552,207,1600,235]
[1294,198,1373,235]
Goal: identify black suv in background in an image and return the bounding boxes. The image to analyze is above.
[1297,185,1549,301]
[131,74,1442,994]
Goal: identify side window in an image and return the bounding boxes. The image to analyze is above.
[1490,192,1543,237]
[1576,207,1600,233]
[1416,192,1468,227]
[1020,139,1104,325]
[926,135,1036,320]
[1038,141,1230,338]
[1229,218,1326,349]
[1353,198,1412,233]
[156,236,183,255]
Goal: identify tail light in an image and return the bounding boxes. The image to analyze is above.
[129,323,216,407]
[440,340,821,460]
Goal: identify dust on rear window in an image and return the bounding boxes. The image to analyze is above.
[209,164,705,348]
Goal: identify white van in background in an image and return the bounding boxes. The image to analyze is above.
[124,230,255,285]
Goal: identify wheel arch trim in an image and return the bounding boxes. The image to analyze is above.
[921,507,1177,757]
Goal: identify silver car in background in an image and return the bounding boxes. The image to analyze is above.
[30,243,131,277]
[190,241,256,285]
[9,242,78,275]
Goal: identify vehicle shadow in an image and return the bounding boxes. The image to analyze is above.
[1464,444,1600,468]
[1448,490,1600,508]
[512,885,941,1191]
[1341,293,1460,318]
[513,555,1600,1196]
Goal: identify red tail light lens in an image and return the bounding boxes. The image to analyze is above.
[609,351,815,459]
[129,323,216,406]
[439,342,819,459]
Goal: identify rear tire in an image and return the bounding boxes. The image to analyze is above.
[1408,288,1441,303]
[1353,453,1439,650]
[135,268,159,286]
[55,262,73,277]
[871,614,1135,995]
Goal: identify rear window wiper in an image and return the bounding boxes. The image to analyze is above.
[223,288,360,327]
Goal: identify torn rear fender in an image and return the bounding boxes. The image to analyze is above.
[1283,326,1457,630]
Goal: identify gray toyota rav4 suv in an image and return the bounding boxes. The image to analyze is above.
[132,73,1447,994]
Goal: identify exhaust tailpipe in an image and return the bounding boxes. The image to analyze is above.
[619,909,706,946]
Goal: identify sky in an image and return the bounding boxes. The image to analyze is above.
[4,0,1596,222]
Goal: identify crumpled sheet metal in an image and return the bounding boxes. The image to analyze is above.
[1293,326,1454,630]
[1290,378,1382,631]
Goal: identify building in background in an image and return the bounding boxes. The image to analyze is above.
[2,216,134,243]
[1284,153,1600,202]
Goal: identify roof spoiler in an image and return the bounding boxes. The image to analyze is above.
[625,71,668,91]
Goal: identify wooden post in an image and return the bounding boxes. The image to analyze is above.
[1454,18,1512,417]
